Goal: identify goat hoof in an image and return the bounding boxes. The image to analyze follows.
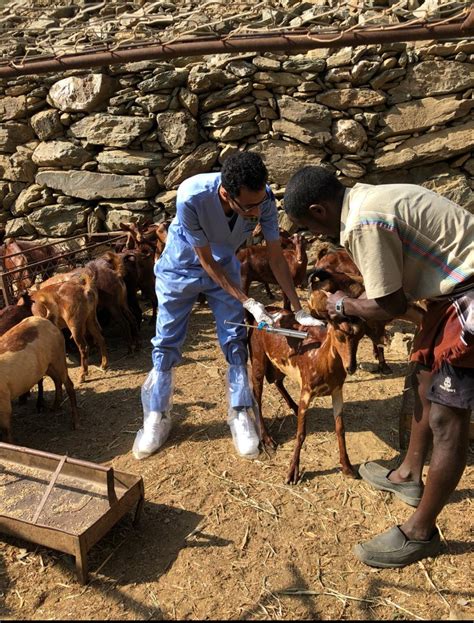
[343,466,359,479]
[285,470,300,485]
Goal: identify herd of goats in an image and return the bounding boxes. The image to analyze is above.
[0,222,424,484]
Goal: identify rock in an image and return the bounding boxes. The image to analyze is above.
[0,123,35,153]
[135,94,170,113]
[5,217,36,237]
[333,159,366,178]
[154,190,177,215]
[28,204,90,237]
[210,123,259,142]
[373,120,474,170]
[32,140,91,167]
[378,96,473,138]
[316,89,386,110]
[35,170,158,200]
[326,47,353,68]
[329,119,367,154]
[253,71,303,87]
[200,83,253,112]
[30,109,64,140]
[200,105,257,128]
[13,184,53,216]
[187,65,234,94]
[164,142,219,189]
[96,149,165,174]
[137,69,189,93]
[98,200,151,211]
[272,119,331,147]
[155,111,199,153]
[104,209,152,231]
[69,114,154,147]
[48,74,116,112]
[277,96,331,126]
[226,61,257,78]
[0,96,27,121]
[282,58,326,74]
[249,139,324,185]
[0,153,36,183]
[390,61,474,98]
[178,89,199,117]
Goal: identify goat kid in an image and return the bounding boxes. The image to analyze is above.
[0,316,78,442]
[237,233,308,311]
[30,271,108,382]
[249,305,365,485]
[312,248,424,373]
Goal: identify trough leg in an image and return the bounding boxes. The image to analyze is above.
[74,539,89,585]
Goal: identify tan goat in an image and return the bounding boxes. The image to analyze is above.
[0,316,78,442]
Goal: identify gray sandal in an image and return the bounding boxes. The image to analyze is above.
[354,525,441,568]
[359,461,423,507]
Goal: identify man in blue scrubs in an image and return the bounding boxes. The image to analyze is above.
[133,152,322,460]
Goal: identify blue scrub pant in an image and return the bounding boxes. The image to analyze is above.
[149,260,254,412]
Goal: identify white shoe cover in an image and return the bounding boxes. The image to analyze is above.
[227,408,260,458]
[133,410,172,460]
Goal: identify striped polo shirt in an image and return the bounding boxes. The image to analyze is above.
[340,183,474,301]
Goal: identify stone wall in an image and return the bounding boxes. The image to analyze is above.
[0,38,473,242]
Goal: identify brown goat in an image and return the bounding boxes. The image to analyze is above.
[0,316,78,442]
[30,271,108,382]
[249,304,365,485]
[120,221,170,259]
[237,234,308,310]
[312,248,424,373]
[1,237,69,292]
[40,253,140,353]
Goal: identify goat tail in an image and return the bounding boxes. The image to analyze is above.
[79,270,98,303]
[31,295,56,324]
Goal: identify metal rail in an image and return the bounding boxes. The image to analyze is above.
[1,10,473,78]
[0,232,127,307]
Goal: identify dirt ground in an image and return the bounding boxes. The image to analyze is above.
[0,288,472,621]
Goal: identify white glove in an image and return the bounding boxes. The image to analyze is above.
[295,309,326,327]
[243,298,275,326]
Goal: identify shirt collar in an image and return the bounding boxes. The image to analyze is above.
[339,188,351,242]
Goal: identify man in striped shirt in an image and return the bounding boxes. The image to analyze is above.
[284,165,474,568]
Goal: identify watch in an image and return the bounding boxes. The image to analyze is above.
[335,296,348,317]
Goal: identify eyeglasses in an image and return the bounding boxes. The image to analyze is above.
[231,191,269,213]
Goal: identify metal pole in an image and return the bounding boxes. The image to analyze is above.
[0,14,473,78]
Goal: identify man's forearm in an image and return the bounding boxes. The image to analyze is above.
[269,256,302,312]
[200,256,248,303]
[342,297,395,321]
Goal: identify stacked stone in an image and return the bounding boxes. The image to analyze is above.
[0,37,473,244]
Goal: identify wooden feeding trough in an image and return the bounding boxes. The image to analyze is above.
[0,443,144,584]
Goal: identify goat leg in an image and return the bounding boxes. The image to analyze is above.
[286,391,310,485]
[331,388,357,478]
[275,379,298,415]
[374,342,392,375]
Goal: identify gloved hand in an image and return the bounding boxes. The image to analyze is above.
[295,309,326,327]
[243,298,275,326]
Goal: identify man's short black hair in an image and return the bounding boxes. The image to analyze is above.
[221,152,268,198]
[284,166,344,219]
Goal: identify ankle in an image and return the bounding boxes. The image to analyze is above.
[389,466,421,484]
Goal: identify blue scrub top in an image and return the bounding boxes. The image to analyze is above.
[159,173,280,273]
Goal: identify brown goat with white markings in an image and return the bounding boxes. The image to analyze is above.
[311,249,425,372]
[0,316,78,442]
[237,234,308,311]
[249,296,365,485]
